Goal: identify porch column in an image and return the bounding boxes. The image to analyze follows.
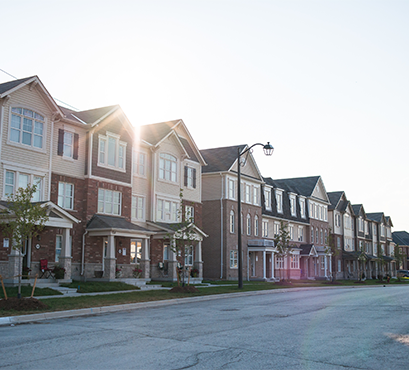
[194,241,203,279]
[104,235,116,280]
[263,251,266,280]
[141,239,150,279]
[271,253,275,279]
[58,228,72,281]
[324,255,327,278]
[168,240,178,282]
[329,255,332,277]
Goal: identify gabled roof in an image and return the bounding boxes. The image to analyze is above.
[366,212,385,223]
[0,76,35,95]
[146,221,208,238]
[74,105,119,125]
[0,75,64,117]
[299,244,318,257]
[393,231,409,246]
[201,144,247,173]
[139,120,180,145]
[352,204,365,217]
[327,191,343,210]
[269,176,321,198]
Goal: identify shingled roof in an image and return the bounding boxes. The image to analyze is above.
[139,120,180,145]
[266,176,321,198]
[0,76,35,95]
[86,214,152,232]
[200,145,246,173]
[366,212,384,223]
[393,231,409,246]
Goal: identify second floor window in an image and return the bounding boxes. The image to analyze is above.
[254,215,259,236]
[262,220,268,237]
[185,205,194,222]
[133,151,146,176]
[98,188,121,215]
[98,133,126,171]
[246,214,251,235]
[10,108,44,149]
[298,226,304,242]
[184,166,196,188]
[132,195,144,220]
[159,153,177,182]
[58,182,74,210]
[58,129,79,159]
[264,189,271,209]
[230,210,235,233]
[245,184,251,203]
[157,199,178,222]
[289,225,294,240]
[5,170,42,201]
[228,179,235,199]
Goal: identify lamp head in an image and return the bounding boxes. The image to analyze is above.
[263,142,274,156]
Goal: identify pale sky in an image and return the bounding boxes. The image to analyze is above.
[1,0,408,230]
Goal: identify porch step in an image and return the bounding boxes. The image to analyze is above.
[52,287,78,295]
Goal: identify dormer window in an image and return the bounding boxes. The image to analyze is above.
[264,188,271,210]
[299,198,305,218]
[290,195,296,216]
[10,108,44,149]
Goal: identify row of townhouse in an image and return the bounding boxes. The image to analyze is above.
[0,75,402,285]
[0,76,207,285]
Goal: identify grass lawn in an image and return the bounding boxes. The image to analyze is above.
[59,280,140,293]
[1,278,408,317]
[0,286,62,299]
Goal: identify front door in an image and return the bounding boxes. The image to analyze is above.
[250,252,256,277]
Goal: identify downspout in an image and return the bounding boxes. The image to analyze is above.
[151,149,156,220]
[220,173,224,279]
[81,230,88,276]
[48,119,55,200]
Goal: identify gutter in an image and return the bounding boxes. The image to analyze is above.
[81,230,88,276]
[220,173,224,279]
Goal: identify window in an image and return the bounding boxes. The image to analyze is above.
[228,179,235,199]
[157,199,178,222]
[246,214,251,235]
[298,226,304,242]
[309,202,314,219]
[163,244,169,260]
[290,196,296,216]
[381,223,385,237]
[311,227,314,243]
[320,229,323,245]
[57,129,79,159]
[316,229,319,244]
[245,184,251,203]
[58,182,74,210]
[290,255,299,269]
[185,246,194,266]
[10,108,44,149]
[289,225,294,240]
[321,256,325,269]
[4,170,42,201]
[300,199,305,218]
[274,222,280,237]
[133,151,146,176]
[337,259,341,272]
[344,214,350,229]
[262,220,268,237]
[325,229,328,245]
[3,238,9,249]
[159,153,177,182]
[253,187,259,205]
[130,240,142,264]
[98,133,126,171]
[264,188,271,209]
[254,215,259,237]
[98,188,121,215]
[185,205,194,222]
[364,221,368,234]
[335,214,341,227]
[337,237,341,249]
[276,191,283,213]
[230,210,235,233]
[55,235,62,263]
[230,250,238,268]
[359,217,364,232]
[276,257,284,269]
[132,195,144,220]
[241,213,244,234]
[184,166,197,188]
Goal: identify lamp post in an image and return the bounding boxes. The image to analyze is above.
[237,142,274,289]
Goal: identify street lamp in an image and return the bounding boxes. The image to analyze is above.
[237,142,274,289]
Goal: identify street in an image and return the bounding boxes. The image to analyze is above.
[1,286,408,369]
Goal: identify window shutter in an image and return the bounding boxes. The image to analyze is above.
[193,168,196,188]
[57,129,64,156]
[73,133,79,160]
[184,166,188,187]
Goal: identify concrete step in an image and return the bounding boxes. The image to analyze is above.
[52,287,78,294]
[140,285,167,290]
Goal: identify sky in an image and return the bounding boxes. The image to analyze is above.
[1,0,408,230]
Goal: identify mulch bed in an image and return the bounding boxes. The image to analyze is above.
[0,297,49,311]
[169,286,199,293]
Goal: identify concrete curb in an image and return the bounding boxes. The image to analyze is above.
[0,284,393,327]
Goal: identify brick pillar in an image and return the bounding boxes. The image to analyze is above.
[141,238,150,279]
[194,241,203,278]
[168,244,178,281]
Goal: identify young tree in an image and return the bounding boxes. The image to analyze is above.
[167,189,197,287]
[325,228,340,281]
[357,246,367,281]
[0,184,49,298]
[393,244,404,280]
[273,220,291,281]
[376,244,387,280]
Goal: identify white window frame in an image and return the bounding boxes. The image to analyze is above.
[185,245,194,266]
[230,250,238,269]
[133,151,146,177]
[228,179,235,200]
[253,186,259,205]
[276,190,283,213]
[276,256,284,270]
[9,107,45,150]
[245,184,251,204]
[289,224,294,240]
[159,153,177,183]
[157,198,179,222]
[298,226,304,242]
[254,215,259,237]
[262,220,268,237]
[130,240,142,264]
[4,170,43,201]
[185,205,194,223]
[98,188,122,215]
[264,188,271,210]
[98,132,127,172]
[290,195,296,216]
[230,210,235,234]
[132,195,145,221]
[299,198,305,218]
[246,214,251,236]
[58,182,74,210]
[274,222,280,237]
[55,235,62,263]
[290,254,299,269]
[63,131,74,159]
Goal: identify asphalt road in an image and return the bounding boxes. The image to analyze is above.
[1,285,408,369]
